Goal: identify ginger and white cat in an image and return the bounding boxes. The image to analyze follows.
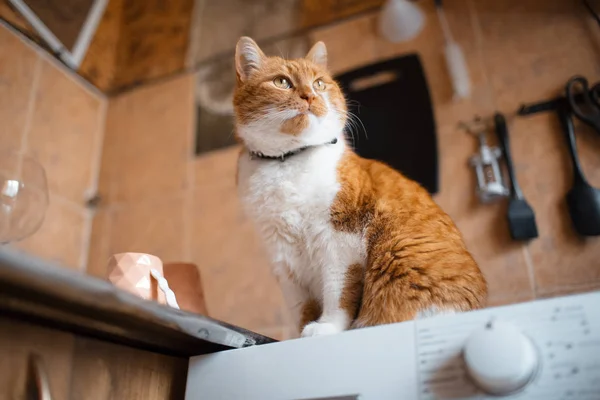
[234,37,487,337]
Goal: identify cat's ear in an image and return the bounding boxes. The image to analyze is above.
[235,37,265,81]
[306,41,327,68]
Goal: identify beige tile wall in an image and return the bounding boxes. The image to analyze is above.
[305,0,600,307]
[90,74,287,335]
[4,0,590,339]
[90,74,195,268]
[0,24,106,270]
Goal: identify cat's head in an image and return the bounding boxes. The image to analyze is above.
[233,37,347,156]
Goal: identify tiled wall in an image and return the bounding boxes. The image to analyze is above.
[0,23,106,269]
[89,0,600,341]
[89,74,288,338]
[307,0,600,308]
[4,0,600,341]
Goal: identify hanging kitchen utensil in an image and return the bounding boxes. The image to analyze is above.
[461,117,509,203]
[556,105,600,236]
[519,92,590,116]
[435,0,470,99]
[566,75,600,135]
[494,113,538,240]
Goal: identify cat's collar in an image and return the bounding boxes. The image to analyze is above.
[249,138,338,162]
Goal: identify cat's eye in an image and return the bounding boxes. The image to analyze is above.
[273,76,292,89]
[313,79,326,91]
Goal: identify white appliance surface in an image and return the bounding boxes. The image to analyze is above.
[186,292,600,400]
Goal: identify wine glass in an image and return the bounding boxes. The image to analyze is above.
[0,150,49,244]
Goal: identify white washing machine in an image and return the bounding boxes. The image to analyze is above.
[185,292,600,400]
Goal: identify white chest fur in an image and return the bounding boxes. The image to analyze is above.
[237,143,365,300]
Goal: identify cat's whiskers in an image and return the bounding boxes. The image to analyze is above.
[341,113,357,148]
[271,109,299,122]
[348,110,368,140]
[343,100,367,140]
[262,107,301,122]
[245,109,295,131]
[227,128,235,140]
[338,109,366,149]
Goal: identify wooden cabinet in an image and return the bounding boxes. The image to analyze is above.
[70,337,187,400]
[0,317,187,400]
[0,250,273,400]
[0,317,73,400]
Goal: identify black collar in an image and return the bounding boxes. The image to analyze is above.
[249,138,338,162]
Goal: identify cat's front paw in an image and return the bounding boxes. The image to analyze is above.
[301,321,342,337]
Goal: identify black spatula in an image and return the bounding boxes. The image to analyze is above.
[494,113,539,240]
[556,106,600,236]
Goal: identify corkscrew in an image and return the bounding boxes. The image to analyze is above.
[460,117,509,203]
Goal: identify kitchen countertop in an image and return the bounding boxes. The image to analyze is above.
[0,248,276,357]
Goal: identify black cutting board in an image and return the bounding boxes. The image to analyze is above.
[336,54,438,194]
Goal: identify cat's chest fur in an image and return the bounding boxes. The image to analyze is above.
[237,144,362,293]
[237,145,342,241]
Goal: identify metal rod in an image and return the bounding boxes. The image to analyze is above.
[518,92,588,116]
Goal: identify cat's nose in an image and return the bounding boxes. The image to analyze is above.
[300,93,314,105]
